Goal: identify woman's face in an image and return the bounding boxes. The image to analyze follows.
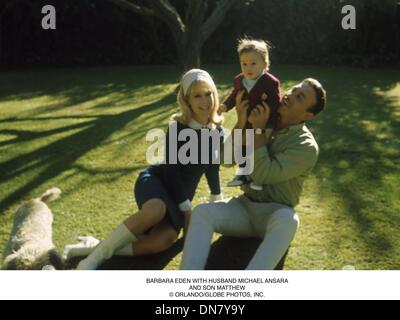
[187,81,214,122]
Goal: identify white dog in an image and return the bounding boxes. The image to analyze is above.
[2,188,64,270]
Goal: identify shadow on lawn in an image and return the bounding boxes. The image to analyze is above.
[0,91,176,213]
[0,66,180,117]
[291,68,399,262]
[67,237,288,270]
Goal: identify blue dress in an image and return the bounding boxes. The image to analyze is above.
[134,121,223,232]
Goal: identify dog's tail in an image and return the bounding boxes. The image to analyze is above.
[39,188,61,203]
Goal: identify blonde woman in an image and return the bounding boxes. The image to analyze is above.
[69,69,224,270]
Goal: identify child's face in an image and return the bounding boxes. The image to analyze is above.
[187,81,215,121]
[240,51,267,80]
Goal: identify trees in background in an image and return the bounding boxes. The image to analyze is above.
[206,0,399,66]
[0,0,35,65]
[107,0,238,70]
[0,0,398,68]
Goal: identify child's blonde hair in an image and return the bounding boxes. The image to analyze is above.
[237,38,271,71]
[173,70,223,126]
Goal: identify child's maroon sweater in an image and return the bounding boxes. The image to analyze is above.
[223,72,281,128]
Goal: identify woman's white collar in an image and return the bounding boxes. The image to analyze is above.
[188,119,216,130]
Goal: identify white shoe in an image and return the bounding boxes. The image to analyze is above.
[63,236,101,261]
[77,224,136,270]
[250,182,263,191]
[227,175,247,187]
[209,193,224,203]
[77,244,113,270]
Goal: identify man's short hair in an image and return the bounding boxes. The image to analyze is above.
[303,78,327,116]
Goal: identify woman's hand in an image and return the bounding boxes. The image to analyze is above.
[248,101,271,129]
[235,90,249,128]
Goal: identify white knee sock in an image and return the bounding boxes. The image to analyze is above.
[116,243,134,256]
[77,224,137,270]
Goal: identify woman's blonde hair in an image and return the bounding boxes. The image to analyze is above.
[237,37,271,71]
[172,72,223,126]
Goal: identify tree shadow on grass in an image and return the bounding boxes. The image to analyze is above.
[0,121,95,148]
[0,66,180,116]
[285,68,400,264]
[0,92,176,213]
[311,78,400,260]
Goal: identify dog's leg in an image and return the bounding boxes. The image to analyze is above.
[2,253,18,270]
[48,249,65,270]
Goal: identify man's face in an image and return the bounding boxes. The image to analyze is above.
[278,82,317,125]
[240,51,267,80]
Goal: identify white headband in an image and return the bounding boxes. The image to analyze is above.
[182,69,214,95]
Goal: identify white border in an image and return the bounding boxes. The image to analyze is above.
[0,271,399,300]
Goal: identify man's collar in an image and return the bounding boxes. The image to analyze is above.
[276,122,305,135]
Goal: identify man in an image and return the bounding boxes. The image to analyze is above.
[180,78,327,270]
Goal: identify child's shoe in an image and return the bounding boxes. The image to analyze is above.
[250,182,263,191]
[227,175,247,187]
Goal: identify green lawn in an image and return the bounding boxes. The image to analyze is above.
[0,65,399,270]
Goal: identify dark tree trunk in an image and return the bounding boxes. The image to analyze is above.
[179,40,201,70]
[179,13,204,70]
[107,0,238,70]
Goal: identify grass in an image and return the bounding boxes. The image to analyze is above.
[0,64,399,270]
